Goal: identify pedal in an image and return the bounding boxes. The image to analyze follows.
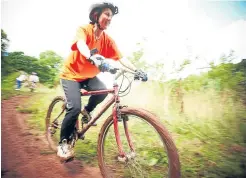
[48,127,56,134]
[81,116,97,126]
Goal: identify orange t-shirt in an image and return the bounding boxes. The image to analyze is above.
[60,24,122,81]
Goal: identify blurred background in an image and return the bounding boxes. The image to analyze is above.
[1,0,246,177]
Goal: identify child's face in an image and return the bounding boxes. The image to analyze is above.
[98,8,113,30]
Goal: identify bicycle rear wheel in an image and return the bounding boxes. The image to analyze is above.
[97,107,180,178]
[45,96,66,151]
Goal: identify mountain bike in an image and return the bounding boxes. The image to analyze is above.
[45,67,181,178]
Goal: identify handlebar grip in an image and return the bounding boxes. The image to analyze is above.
[109,68,118,74]
[134,71,148,82]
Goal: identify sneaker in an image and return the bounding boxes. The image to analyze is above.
[81,108,97,126]
[57,139,75,161]
[15,88,20,90]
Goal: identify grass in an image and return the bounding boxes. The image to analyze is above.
[120,82,246,177]
[2,73,246,177]
[1,72,52,99]
[1,72,31,99]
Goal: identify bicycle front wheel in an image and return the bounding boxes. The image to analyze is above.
[97,107,180,178]
[45,96,66,151]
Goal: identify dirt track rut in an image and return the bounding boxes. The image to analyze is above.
[1,96,102,178]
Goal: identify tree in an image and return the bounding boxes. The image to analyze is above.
[2,50,63,87]
[38,50,63,87]
[169,59,191,113]
[1,29,11,75]
[39,50,63,69]
[128,47,147,70]
[149,61,165,82]
[0,29,63,87]
[1,29,9,54]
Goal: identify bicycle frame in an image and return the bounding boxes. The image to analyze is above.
[77,71,135,158]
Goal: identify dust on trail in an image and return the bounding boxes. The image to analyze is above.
[1,95,102,178]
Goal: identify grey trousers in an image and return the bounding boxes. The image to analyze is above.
[60,77,107,142]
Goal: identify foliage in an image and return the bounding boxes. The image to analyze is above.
[1,72,52,99]
[128,48,166,81]
[128,47,147,70]
[1,51,63,87]
[38,50,63,87]
[1,30,63,88]
[175,59,191,73]
[235,59,246,102]
[1,29,9,53]
[1,72,29,99]
[207,62,244,91]
[168,59,245,94]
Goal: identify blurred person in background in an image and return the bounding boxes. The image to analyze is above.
[15,72,27,90]
[28,72,39,91]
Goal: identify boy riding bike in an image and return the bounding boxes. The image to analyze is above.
[58,2,147,161]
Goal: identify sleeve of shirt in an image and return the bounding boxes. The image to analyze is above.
[36,76,39,82]
[71,26,88,51]
[105,38,123,61]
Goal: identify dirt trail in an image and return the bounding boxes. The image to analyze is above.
[1,95,102,178]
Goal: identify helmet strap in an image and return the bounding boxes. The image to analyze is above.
[96,21,104,31]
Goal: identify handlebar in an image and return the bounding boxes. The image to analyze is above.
[88,49,147,97]
[87,52,147,82]
[112,68,148,97]
[114,68,147,82]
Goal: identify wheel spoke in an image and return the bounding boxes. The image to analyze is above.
[53,109,65,123]
[99,111,171,177]
[46,97,66,151]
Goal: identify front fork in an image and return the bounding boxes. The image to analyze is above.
[113,104,136,162]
